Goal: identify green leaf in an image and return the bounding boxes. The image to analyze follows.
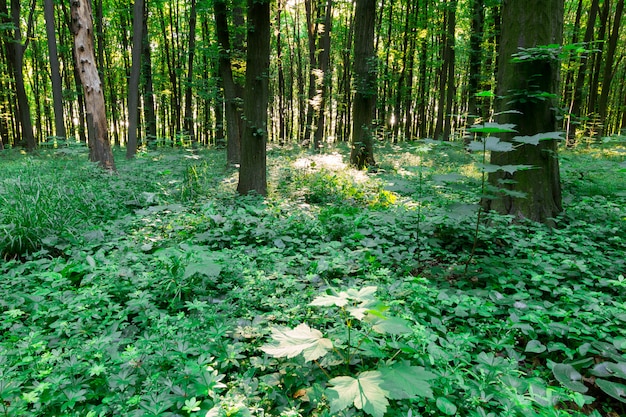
[468,122,517,134]
[512,131,564,145]
[369,315,412,335]
[260,323,332,362]
[596,379,626,403]
[436,397,458,415]
[327,371,389,417]
[499,164,534,174]
[467,137,514,152]
[525,340,547,353]
[184,261,222,279]
[310,286,378,308]
[552,363,588,393]
[379,361,436,399]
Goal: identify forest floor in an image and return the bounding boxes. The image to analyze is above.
[1,139,625,417]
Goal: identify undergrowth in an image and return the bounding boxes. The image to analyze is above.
[0,142,624,417]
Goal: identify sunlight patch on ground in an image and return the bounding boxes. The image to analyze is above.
[293,152,347,171]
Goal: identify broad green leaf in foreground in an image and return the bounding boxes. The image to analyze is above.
[596,379,626,403]
[260,323,332,362]
[467,137,514,152]
[552,363,588,393]
[327,371,389,417]
[468,122,517,134]
[512,131,564,145]
[379,361,436,399]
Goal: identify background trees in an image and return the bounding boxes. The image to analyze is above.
[0,0,623,168]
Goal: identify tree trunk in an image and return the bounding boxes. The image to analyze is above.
[214,0,243,164]
[598,0,624,136]
[142,1,157,149]
[567,0,599,144]
[349,0,376,169]
[127,0,143,159]
[484,0,563,224]
[1,0,36,151]
[237,0,270,196]
[43,0,66,141]
[71,0,116,170]
[183,0,197,144]
[466,0,484,127]
[312,0,333,151]
[443,0,457,140]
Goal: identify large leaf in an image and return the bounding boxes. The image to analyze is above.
[379,361,436,399]
[260,323,332,362]
[512,131,564,145]
[468,122,517,134]
[552,363,588,393]
[436,397,458,415]
[310,286,378,308]
[327,371,389,417]
[596,379,626,403]
[467,137,514,152]
[184,261,222,279]
[369,315,412,335]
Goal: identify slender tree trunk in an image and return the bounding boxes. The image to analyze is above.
[443,0,457,140]
[183,0,197,144]
[214,0,243,164]
[567,0,599,144]
[598,0,624,136]
[587,0,610,116]
[313,0,333,150]
[44,0,66,141]
[276,0,286,145]
[71,0,116,170]
[1,0,36,151]
[350,0,376,168]
[142,1,157,149]
[127,0,144,158]
[467,0,484,127]
[237,0,270,196]
[484,0,563,224]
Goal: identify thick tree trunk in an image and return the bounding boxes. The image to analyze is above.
[44,0,66,141]
[350,0,376,169]
[312,0,333,151]
[237,0,270,196]
[127,0,143,159]
[71,0,116,171]
[484,0,563,224]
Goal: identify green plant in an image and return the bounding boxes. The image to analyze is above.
[260,286,436,417]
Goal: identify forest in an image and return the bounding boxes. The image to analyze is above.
[1,0,626,416]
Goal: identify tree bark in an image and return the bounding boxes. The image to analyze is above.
[43,0,66,141]
[237,0,270,196]
[127,0,144,159]
[214,0,243,164]
[142,1,157,149]
[1,0,36,151]
[484,0,563,224]
[71,0,116,170]
[350,0,376,169]
[183,0,198,144]
[598,0,624,136]
[466,0,484,127]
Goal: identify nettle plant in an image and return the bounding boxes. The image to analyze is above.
[260,286,436,417]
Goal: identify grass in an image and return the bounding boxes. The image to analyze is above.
[0,140,625,417]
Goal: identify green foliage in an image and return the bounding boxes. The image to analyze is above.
[0,145,625,417]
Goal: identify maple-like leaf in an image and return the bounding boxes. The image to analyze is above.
[327,371,389,417]
[260,323,332,362]
[380,361,436,399]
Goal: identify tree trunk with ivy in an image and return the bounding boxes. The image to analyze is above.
[483,0,563,224]
[71,0,116,171]
[350,0,376,169]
